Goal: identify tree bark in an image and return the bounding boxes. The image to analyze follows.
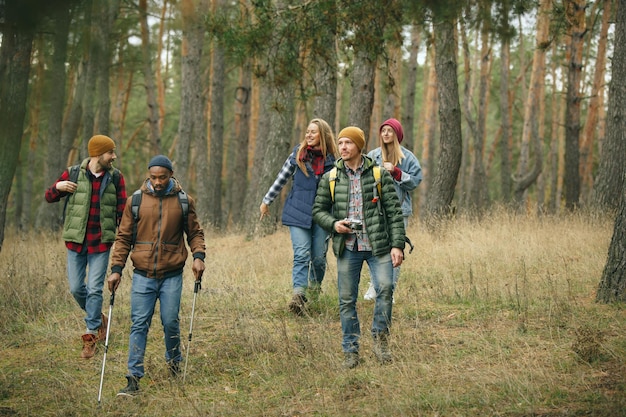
[0,21,34,252]
[207,0,226,228]
[424,16,462,226]
[139,0,162,154]
[593,0,626,211]
[513,0,549,209]
[499,30,513,204]
[401,25,421,152]
[596,173,626,302]
[563,0,586,210]
[348,48,376,146]
[226,62,252,228]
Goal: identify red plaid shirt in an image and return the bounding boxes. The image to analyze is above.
[45,167,126,254]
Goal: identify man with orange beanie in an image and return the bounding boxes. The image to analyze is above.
[313,126,405,369]
[45,135,127,359]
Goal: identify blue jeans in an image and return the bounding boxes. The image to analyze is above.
[66,249,109,332]
[289,223,329,295]
[337,248,394,353]
[127,272,182,379]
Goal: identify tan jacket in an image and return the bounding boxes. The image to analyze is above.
[110,178,205,279]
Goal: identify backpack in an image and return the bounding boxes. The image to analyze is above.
[130,189,189,246]
[327,165,414,254]
[62,165,121,221]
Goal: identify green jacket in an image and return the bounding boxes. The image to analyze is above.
[313,155,405,257]
[62,158,118,243]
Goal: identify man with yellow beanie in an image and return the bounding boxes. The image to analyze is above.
[313,126,406,369]
[45,135,127,359]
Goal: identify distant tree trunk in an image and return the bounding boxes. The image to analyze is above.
[401,25,421,152]
[177,0,207,186]
[580,0,609,203]
[467,23,491,214]
[155,0,168,135]
[21,35,46,230]
[207,0,226,229]
[348,48,376,146]
[596,173,626,302]
[381,40,402,121]
[94,0,119,135]
[548,41,563,214]
[424,16,463,225]
[38,4,72,230]
[311,0,338,128]
[593,0,626,211]
[563,0,586,210]
[513,0,549,209]
[419,45,438,217]
[227,62,252,228]
[139,0,162,154]
[499,18,513,204]
[0,22,34,252]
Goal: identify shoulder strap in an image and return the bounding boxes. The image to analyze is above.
[178,190,189,233]
[62,165,81,222]
[131,190,142,246]
[373,166,382,197]
[112,168,120,191]
[329,167,338,203]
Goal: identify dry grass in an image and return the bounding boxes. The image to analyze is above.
[0,210,625,416]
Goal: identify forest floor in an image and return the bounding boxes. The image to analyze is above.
[0,210,625,416]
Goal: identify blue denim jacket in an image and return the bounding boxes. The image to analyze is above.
[367,147,422,217]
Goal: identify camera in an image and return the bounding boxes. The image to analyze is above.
[346,218,363,231]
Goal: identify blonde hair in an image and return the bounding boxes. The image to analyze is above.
[296,118,337,176]
[379,130,405,167]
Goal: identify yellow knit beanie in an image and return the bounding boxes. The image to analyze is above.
[337,126,365,151]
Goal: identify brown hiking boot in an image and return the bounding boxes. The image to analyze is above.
[288,294,307,316]
[81,334,97,359]
[97,313,108,342]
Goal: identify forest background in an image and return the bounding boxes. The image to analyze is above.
[1,1,626,290]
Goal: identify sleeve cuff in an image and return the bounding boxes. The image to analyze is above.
[193,253,205,262]
[111,265,123,274]
[392,167,402,181]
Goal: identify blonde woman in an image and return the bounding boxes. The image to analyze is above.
[365,118,422,302]
[260,118,337,315]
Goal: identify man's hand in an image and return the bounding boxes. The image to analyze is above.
[56,180,77,193]
[192,258,205,281]
[107,272,121,293]
[333,219,354,234]
[391,248,404,268]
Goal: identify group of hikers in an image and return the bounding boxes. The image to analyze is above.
[45,118,421,397]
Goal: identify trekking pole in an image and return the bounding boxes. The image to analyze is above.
[97,291,115,405]
[183,279,201,384]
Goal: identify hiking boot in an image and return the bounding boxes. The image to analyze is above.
[363,282,376,301]
[343,352,360,369]
[81,334,97,359]
[288,294,307,316]
[117,376,140,397]
[373,334,392,364]
[168,361,180,378]
[97,313,108,342]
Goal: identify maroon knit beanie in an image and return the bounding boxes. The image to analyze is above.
[379,118,404,144]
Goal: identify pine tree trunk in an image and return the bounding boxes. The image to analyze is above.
[424,16,462,225]
[0,23,34,252]
[592,0,626,210]
[499,32,513,203]
[348,48,376,146]
[208,12,226,229]
[563,0,586,210]
[401,25,421,152]
[139,0,162,154]
[596,177,626,302]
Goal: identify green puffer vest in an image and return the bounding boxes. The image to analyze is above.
[62,158,118,244]
[313,156,406,257]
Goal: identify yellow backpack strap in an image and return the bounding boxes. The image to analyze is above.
[329,167,338,203]
[373,166,382,197]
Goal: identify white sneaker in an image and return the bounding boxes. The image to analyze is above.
[363,283,376,301]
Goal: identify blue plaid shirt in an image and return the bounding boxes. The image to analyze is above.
[263,157,295,205]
